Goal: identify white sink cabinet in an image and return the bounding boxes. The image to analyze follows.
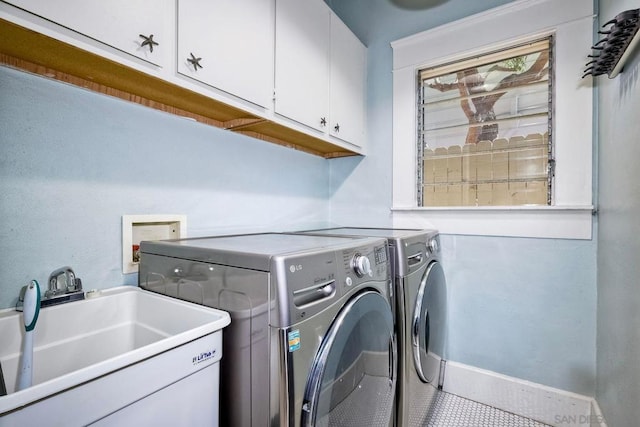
[0,286,230,426]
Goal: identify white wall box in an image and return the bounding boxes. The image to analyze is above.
[0,0,366,158]
[122,215,187,274]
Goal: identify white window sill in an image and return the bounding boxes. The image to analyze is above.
[391,205,594,239]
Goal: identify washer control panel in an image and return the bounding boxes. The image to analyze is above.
[342,243,388,287]
[276,239,390,325]
[351,253,372,277]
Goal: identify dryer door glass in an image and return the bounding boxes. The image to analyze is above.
[412,260,447,383]
[301,290,396,427]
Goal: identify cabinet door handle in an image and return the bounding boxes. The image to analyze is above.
[187,53,203,71]
[320,117,327,126]
[139,34,159,52]
[334,123,340,133]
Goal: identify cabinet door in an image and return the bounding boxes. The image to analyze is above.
[4,0,171,66]
[274,0,330,132]
[329,13,366,148]
[177,0,274,108]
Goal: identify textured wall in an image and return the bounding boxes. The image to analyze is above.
[327,0,598,395]
[442,234,596,394]
[0,66,330,309]
[596,0,640,424]
[0,0,607,401]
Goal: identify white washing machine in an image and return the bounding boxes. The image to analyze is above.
[138,232,396,427]
[295,228,448,426]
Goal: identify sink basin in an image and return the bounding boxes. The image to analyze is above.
[0,286,230,426]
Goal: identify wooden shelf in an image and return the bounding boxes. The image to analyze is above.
[0,18,359,158]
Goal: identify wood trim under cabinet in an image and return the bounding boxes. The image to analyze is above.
[0,18,357,159]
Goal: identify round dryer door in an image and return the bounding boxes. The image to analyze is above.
[412,260,447,384]
[301,290,396,427]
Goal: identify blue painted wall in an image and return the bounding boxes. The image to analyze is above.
[0,0,607,402]
[327,0,598,395]
[596,0,640,424]
[0,66,330,309]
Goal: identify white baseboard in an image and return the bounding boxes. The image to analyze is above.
[442,361,607,427]
[589,400,607,427]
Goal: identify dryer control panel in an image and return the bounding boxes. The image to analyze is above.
[397,231,441,277]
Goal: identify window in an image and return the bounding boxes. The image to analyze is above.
[419,38,553,207]
[391,0,594,239]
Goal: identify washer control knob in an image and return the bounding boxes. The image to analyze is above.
[428,238,439,254]
[352,254,372,277]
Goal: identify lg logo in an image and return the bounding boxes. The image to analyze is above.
[289,264,303,273]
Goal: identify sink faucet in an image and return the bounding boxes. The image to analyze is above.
[41,266,84,307]
[46,266,82,298]
[17,267,85,312]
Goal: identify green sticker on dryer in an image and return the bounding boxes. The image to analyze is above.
[288,329,300,352]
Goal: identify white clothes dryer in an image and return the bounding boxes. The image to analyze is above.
[138,232,396,427]
[295,228,448,427]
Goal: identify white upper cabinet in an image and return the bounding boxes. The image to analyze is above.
[177,0,274,108]
[329,12,366,147]
[274,0,366,148]
[1,0,366,156]
[4,0,172,67]
[274,0,330,133]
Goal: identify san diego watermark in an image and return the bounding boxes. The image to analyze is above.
[554,414,606,425]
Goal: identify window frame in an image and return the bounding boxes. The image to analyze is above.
[390,0,594,239]
[417,37,553,208]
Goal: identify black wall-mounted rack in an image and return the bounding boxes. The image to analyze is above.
[583,8,640,79]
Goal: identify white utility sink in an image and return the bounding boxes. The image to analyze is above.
[0,286,230,426]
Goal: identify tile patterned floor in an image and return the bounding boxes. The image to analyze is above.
[422,391,552,427]
[316,374,394,427]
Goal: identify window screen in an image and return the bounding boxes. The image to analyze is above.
[418,37,553,207]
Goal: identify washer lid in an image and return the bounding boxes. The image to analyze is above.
[140,233,384,271]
